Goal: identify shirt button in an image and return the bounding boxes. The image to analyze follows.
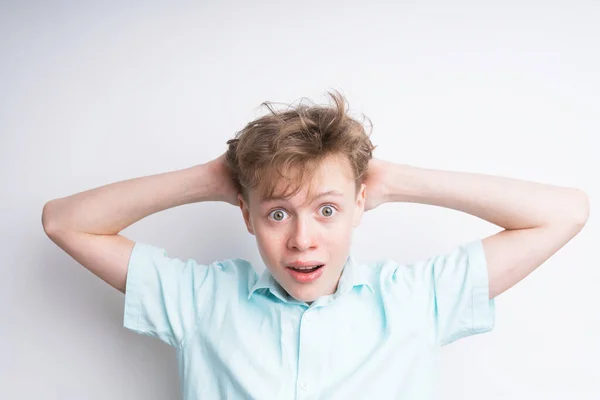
[300,382,309,391]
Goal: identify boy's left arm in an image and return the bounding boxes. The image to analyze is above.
[364,159,590,299]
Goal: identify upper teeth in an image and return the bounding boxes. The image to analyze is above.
[291,265,321,270]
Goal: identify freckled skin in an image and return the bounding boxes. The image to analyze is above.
[238,154,367,304]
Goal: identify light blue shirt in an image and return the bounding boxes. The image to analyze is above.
[123,239,495,399]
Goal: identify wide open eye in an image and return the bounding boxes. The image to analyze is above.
[268,209,289,222]
[268,205,336,222]
[320,205,337,217]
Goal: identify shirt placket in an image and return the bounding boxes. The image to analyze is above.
[296,309,320,399]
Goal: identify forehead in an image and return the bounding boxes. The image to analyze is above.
[255,155,355,206]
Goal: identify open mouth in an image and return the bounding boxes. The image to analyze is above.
[288,264,324,273]
[286,264,325,283]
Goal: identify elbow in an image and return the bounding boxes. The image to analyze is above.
[42,200,61,236]
[573,189,590,228]
[544,189,590,232]
[558,189,590,233]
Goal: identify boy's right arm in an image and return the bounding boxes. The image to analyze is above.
[41,154,239,294]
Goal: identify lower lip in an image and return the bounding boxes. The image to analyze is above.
[286,265,325,283]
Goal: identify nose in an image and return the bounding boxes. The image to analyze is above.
[287,216,317,251]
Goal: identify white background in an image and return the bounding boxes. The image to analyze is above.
[1,1,598,399]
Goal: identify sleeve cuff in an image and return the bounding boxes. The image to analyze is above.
[123,242,150,333]
[466,239,496,333]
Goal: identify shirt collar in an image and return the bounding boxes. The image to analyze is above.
[247,253,373,305]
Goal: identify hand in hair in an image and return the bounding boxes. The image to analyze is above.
[363,158,390,212]
[205,153,240,207]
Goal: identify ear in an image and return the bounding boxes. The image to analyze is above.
[238,193,255,235]
[353,183,367,227]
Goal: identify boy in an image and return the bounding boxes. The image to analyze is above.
[42,91,589,399]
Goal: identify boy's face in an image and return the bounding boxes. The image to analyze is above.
[238,154,367,304]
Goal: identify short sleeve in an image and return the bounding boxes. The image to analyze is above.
[429,239,495,346]
[123,242,212,348]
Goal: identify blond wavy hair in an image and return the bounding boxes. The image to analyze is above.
[225,90,376,205]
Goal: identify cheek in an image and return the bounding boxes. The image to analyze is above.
[255,227,284,254]
[331,216,355,234]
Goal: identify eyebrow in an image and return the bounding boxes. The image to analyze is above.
[261,189,344,204]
